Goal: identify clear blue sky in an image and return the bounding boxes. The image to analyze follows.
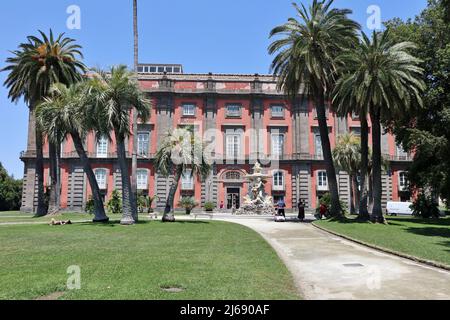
[0,0,427,178]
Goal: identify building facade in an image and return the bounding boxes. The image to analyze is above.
[20,64,413,213]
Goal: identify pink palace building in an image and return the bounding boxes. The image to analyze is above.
[20,64,413,213]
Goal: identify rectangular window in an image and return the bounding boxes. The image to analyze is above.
[181,169,194,190]
[273,172,285,191]
[137,170,148,190]
[137,133,149,157]
[226,134,241,158]
[226,104,242,118]
[318,171,328,190]
[271,105,285,118]
[350,127,361,137]
[315,134,323,158]
[182,103,196,116]
[397,145,408,159]
[399,172,408,190]
[271,134,284,156]
[95,169,107,190]
[96,135,108,158]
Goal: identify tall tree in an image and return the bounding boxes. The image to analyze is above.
[342,30,425,223]
[0,163,22,211]
[131,0,139,221]
[36,83,110,222]
[91,66,150,225]
[154,128,211,222]
[385,0,450,206]
[332,133,361,215]
[2,30,86,216]
[268,0,360,218]
[443,0,450,21]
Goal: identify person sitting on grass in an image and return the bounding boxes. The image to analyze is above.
[49,218,72,226]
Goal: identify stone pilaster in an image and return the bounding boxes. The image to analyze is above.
[203,96,218,204]
[154,95,174,209]
[251,98,264,156]
[293,97,310,155]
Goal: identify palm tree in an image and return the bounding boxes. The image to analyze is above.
[337,30,425,222]
[131,0,140,219]
[90,65,150,225]
[2,30,86,216]
[268,0,360,218]
[333,133,361,215]
[36,83,109,222]
[333,40,371,220]
[154,128,211,222]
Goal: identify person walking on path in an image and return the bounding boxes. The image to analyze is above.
[298,200,305,221]
[277,199,286,218]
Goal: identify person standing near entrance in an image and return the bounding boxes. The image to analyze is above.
[298,200,305,221]
[277,199,286,218]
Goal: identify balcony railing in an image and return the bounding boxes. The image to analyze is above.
[384,154,413,162]
[317,185,329,192]
[20,150,153,159]
[272,185,285,192]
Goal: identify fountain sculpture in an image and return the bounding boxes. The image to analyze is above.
[234,162,276,215]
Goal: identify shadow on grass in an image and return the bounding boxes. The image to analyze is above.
[319,216,373,225]
[405,226,450,239]
[74,220,210,227]
[387,217,450,226]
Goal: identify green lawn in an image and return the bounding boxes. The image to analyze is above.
[0,220,299,300]
[0,212,93,224]
[314,216,450,267]
[0,211,196,223]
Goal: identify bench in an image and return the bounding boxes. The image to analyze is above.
[193,212,214,220]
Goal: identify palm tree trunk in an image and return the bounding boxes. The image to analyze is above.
[349,173,355,215]
[131,0,139,222]
[35,125,47,216]
[131,111,138,222]
[315,94,342,218]
[370,110,385,223]
[368,174,374,212]
[352,174,360,214]
[47,143,60,214]
[72,132,109,223]
[116,134,135,225]
[359,114,370,220]
[163,169,182,222]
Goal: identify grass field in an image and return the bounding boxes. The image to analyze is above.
[0,212,93,224]
[0,219,299,300]
[0,211,206,224]
[314,216,450,267]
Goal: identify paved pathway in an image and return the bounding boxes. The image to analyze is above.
[214,215,450,300]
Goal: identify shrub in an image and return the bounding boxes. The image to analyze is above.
[411,193,440,218]
[178,197,198,215]
[204,201,216,212]
[315,192,348,215]
[137,193,158,213]
[85,196,95,215]
[107,189,122,214]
